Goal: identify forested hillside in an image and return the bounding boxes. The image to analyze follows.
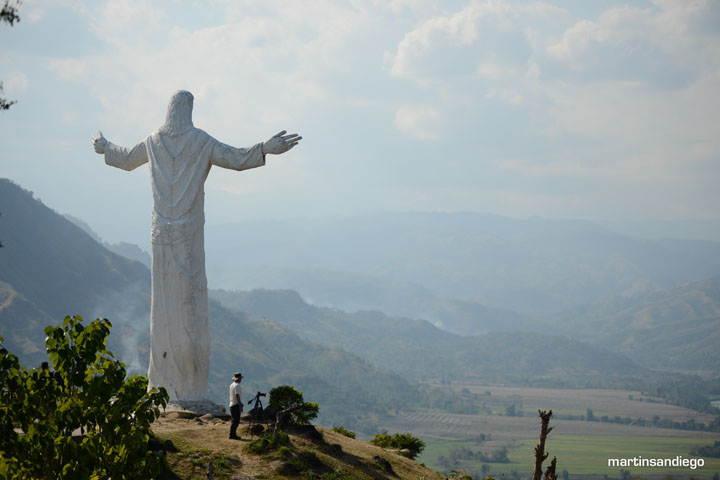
[0,178,150,366]
[548,276,720,371]
[0,179,420,429]
[211,288,643,385]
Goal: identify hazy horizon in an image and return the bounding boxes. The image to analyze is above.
[2,0,719,251]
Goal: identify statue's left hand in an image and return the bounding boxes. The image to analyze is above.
[263,130,302,155]
[92,131,108,154]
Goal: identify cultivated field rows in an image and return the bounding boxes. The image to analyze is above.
[383,410,717,443]
[436,382,718,424]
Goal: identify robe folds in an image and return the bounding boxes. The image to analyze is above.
[105,128,264,400]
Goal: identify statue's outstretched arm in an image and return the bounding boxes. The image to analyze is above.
[93,130,148,171]
[262,130,302,155]
[210,130,301,171]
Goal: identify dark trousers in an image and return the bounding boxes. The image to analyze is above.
[230,404,241,438]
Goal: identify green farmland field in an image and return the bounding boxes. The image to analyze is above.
[420,434,720,478]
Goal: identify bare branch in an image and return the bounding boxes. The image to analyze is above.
[532,409,556,480]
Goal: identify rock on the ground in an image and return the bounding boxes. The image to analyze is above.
[372,455,394,473]
[167,399,226,416]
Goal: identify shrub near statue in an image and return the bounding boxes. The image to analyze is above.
[269,385,319,428]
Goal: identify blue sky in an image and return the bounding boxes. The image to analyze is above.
[1,0,719,247]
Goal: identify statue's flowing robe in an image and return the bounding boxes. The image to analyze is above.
[105,128,264,400]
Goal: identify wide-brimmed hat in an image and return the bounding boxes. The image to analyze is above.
[233,372,243,380]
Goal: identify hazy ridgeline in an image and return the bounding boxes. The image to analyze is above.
[204,213,720,318]
[1,177,719,432]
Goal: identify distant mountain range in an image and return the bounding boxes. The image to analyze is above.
[64,213,151,267]
[2,176,718,426]
[205,214,720,317]
[210,288,643,385]
[0,178,416,428]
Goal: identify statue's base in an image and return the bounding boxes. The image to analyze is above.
[165,399,226,417]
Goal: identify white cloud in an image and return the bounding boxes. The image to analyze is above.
[382,0,720,220]
[3,71,28,92]
[3,0,720,226]
[394,106,443,140]
[389,1,496,81]
[475,55,518,80]
[44,0,381,144]
[546,2,720,88]
[26,8,45,23]
[546,18,603,61]
[483,88,523,105]
[88,0,168,45]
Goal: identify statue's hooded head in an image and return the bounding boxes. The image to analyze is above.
[159,90,194,136]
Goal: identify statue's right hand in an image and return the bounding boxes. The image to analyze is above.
[92,131,108,154]
[263,130,302,155]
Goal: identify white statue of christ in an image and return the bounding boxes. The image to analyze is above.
[92,90,301,402]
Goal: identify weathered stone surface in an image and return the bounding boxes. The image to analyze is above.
[166,399,226,417]
[398,448,412,458]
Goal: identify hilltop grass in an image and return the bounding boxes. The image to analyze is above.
[157,430,244,479]
[164,447,242,480]
[151,415,447,480]
[421,434,720,477]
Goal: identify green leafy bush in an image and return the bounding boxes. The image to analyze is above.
[332,425,356,439]
[0,316,168,479]
[370,430,426,460]
[269,385,319,425]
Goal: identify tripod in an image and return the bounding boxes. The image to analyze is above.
[247,391,266,439]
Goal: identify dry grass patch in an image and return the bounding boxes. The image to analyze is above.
[152,415,445,479]
[153,415,276,479]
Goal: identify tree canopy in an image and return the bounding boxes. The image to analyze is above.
[1,0,21,110]
[0,315,168,479]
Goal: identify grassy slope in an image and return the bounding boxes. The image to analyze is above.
[151,414,445,480]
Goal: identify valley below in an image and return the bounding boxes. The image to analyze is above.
[383,382,720,478]
[2,178,720,479]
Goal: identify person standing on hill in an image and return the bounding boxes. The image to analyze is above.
[229,373,244,440]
